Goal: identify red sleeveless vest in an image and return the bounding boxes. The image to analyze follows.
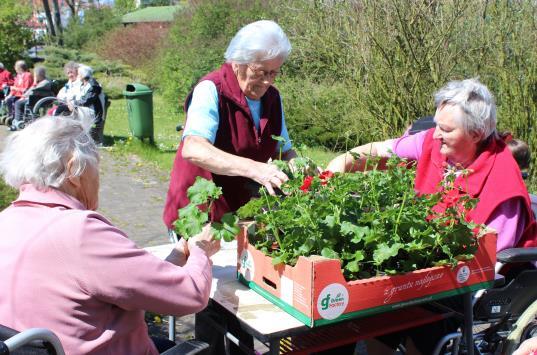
[415,129,536,248]
[163,63,283,228]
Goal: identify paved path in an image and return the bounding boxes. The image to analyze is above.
[98,149,171,247]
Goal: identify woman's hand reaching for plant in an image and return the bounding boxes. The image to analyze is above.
[249,161,289,195]
[188,224,221,257]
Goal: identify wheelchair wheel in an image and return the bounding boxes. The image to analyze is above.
[503,299,537,354]
[32,96,58,118]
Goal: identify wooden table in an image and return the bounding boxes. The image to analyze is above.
[146,242,475,355]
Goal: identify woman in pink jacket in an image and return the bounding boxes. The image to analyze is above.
[0,112,220,354]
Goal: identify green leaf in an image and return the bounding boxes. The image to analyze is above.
[174,204,208,239]
[211,213,240,242]
[321,247,339,260]
[271,134,287,143]
[187,177,222,205]
[373,242,403,265]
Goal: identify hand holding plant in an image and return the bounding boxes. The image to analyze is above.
[174,177,240,242]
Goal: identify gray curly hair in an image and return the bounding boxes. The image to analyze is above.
[434,78,497,140]
[224,20,292,64]
[0,109,98,190]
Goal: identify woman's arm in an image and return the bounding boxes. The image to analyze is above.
[182,135,288,195]
[326,141,393,173]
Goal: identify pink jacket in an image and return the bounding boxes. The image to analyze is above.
[0,184,213,355]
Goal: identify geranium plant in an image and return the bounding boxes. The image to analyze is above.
[174,177,240,242]
[238,156,484,281]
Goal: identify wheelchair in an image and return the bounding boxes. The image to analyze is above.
[11,94,59,130]
[0,322,209,355]
[0,324,65,355]
[429,198,537,355]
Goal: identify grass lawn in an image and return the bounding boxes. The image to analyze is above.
[103,93,338,173]
[0,180,17,211]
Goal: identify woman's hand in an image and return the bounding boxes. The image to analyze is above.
[249,161,289,195]
[188,224,221,257]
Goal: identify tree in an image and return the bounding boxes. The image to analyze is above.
[41,0,56,38]
[0,1,33,70]
[51,0,63,45]
[114,0,136,15]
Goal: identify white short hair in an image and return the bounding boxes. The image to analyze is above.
[224,20,291,64]
[434,78,497,140]
[0,110,98,190]
[78,64,93,80]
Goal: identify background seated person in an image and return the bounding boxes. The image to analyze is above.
[68,64,105,125]
[0,113,220,354]
[4,60,33,125]
[326,78,537,355]
[53,61,80,116]
[10,66,55,131]
[0,62,14,101]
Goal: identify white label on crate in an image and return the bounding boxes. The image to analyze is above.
[317,283,349,320]
[491,305,501,314]
[280,276,293,305]
[456,265,470,283]
[239,250,254,281]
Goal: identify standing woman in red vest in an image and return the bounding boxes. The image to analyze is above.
[163,19,297,231]
[327,78,536,354]
[163,20,297,354]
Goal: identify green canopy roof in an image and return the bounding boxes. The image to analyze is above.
[122,5,182,24]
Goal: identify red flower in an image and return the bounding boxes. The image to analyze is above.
[319,170,334,179]
[319,170,334,185]
[300,176,314,192]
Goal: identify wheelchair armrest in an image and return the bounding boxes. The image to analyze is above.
[160,340,209,355]
[497,247,537,264]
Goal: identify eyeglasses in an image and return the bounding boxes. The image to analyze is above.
[247,64,281,80]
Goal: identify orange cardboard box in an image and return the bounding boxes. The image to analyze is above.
[237,228,497,327]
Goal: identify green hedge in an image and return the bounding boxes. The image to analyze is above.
[147,0,537,184]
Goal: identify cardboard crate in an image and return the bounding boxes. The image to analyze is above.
[237,228,497,327]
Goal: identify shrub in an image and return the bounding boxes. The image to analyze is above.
[96,23,169,69]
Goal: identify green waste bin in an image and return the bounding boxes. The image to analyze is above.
[123,83,154,142]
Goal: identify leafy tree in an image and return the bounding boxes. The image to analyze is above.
[63,6,120,49]
[114,0,136,15]
[0,1,33,70]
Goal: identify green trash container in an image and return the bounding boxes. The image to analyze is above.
[123,83,154,142]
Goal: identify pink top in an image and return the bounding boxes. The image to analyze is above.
[389,130,525,251]
[0,184,213,355]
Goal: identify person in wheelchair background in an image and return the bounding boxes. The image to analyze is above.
[0,62,14,101]
[0,112,220,354]
[327,78,537,354]
[9,66,55,131]
[3,60,33,126]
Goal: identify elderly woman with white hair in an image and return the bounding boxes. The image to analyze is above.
[326,78,536,354]
[162,19,297,354]
[163,19,297,229]
[0,113,220,354]
[65,64,106,143]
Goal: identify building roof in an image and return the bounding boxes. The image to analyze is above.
[122,5,182,24]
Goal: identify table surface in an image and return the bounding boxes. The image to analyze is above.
[145,242,463,353]
[145,242,306,338]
